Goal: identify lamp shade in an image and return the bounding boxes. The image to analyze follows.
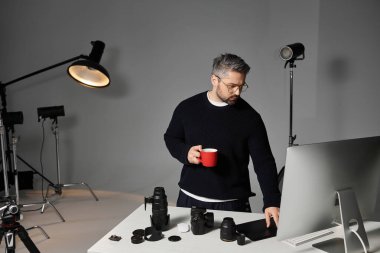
[68,60,110,88]
[67,40,110,88]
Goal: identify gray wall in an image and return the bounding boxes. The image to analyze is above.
[0,0,379,212]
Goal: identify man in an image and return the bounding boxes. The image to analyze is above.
[164,53,280,227]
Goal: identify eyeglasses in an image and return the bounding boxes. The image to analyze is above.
[215,75,249,93]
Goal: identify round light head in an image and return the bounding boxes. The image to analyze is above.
[68,60,110,88]
[280,43,305,61]
[280,46,294,61]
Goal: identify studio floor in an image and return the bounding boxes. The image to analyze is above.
[0,188,146,253]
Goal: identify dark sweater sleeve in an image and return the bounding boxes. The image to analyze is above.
[249,116,281,210]
[164,105,192,165]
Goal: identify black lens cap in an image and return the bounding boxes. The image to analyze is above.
[144,227,163,241]
[237,233,245,245]
[131,235,144,244]
[168,235,181,242]
[133,229,145,237]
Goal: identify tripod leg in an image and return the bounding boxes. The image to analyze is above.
[62,182,99,201]
[47,182,99,201]
[0,227,3,245]
[44,184,51,200]
[17,225,40,253]
[4,231,16,253]
[81,182,99,201]
[45,183,62,199]
[22,200,65,222]
[44,199,65,222]
[26,226,50,239]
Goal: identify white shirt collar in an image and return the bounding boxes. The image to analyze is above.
[207,91,228,107]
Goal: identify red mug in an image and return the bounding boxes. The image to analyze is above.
[198,148,218,167]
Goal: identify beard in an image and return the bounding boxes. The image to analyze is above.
[225,95,239,105]
[216,86,240,105]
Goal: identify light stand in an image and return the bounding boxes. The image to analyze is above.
[0,120,10,200]
[0,117,50,253]
[287,60,297,148]
[38,106,98,201]
[0,40,109,204]
[9,117,65,222]
[278,43,305,190]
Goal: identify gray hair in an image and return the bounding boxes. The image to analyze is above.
[211,53,251,77]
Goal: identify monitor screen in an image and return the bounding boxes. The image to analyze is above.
[277,136,380,241]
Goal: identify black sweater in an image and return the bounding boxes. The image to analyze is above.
[164,92,281,209]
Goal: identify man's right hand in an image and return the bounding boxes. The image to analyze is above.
[187,145,202,164]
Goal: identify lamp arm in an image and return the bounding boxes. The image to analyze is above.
[2,54,89,87]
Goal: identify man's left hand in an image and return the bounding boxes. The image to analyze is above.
[264,207,280,228]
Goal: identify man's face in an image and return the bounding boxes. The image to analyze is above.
[212,71,246,105]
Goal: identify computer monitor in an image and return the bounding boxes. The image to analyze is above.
[277,136,380,252]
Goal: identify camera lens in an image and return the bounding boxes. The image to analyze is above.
[145,187,170,231]
[191,211,206,235]
[220,217,237,241]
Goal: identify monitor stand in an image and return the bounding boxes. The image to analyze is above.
[313,189,369,253]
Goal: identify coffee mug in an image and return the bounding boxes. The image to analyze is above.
[198,148,218,167]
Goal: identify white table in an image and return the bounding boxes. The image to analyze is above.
[88,204,380,253]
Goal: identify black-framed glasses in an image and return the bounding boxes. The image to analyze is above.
[215,75,249,93]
